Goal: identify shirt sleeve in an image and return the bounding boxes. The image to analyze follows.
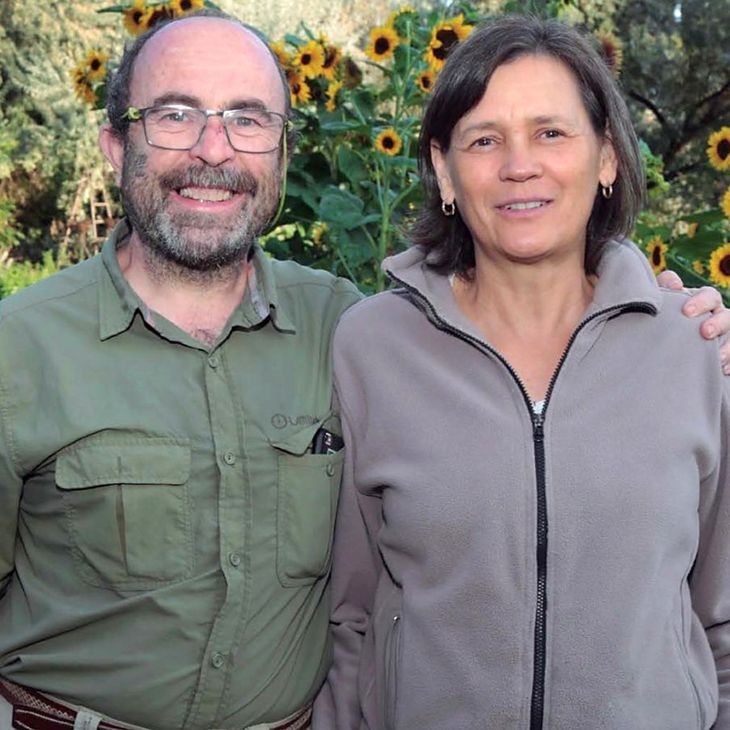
[0,367,22,599]
[312,385,383,730]
[691,377,730,728]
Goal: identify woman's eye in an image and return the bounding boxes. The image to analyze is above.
[471,136,494,148]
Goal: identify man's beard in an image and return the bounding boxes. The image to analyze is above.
[121,145,279,281]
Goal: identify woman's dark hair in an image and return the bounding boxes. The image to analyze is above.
[410,14,644,275]
[105,8,296,150]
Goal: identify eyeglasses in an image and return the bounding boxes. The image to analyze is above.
[124,104,290,154]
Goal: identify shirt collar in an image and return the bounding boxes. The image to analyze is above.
[98,220,296,341]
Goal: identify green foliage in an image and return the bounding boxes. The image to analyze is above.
[0,250,63,300]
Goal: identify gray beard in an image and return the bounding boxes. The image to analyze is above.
[121,147,278,285]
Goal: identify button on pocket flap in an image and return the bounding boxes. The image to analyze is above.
[56,437,191,490]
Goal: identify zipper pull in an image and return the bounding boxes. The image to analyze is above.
[532,412,544,441]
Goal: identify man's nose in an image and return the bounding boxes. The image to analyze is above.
[189,116,236,166]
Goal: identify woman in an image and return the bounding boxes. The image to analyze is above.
[314,15,730,730]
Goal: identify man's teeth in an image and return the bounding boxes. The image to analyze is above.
[505,201,545,210]
[179,187,233,202]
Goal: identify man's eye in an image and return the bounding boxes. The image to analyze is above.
[155,109,192,123]
[542,129,563,139]
[233,115,258,128]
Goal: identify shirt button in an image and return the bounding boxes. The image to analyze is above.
[211,652,225,669]
[228,552,241,567]
[223,451,236,465]
[208,355,219,368]
[326,463,336,477]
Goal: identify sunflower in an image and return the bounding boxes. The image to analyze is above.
[320,43,343,81]
[144,5,174,30]
[294,40,325,79]
[325,80,343,112]
[595,30,623,77]
[167,0,204,16]
[645,236,668,274]
[122,0,151,35]
[415,69,436,94]
[374,128,403,156]
[709,243,730,288]
[287,69,311,106]
[707,127,730,171]
[365,26,400,63]
[311,222,328,246]
[425,14,473,70]
[343,56,363,89]
[387,6,417,33]
[270,41,292,69]
[692,260,705,275]
[72,71,97,106]
[687,222,699,238]
[84,49,109,83]
[722,185,730,220]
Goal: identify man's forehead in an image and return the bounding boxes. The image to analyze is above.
[130,18,284,109]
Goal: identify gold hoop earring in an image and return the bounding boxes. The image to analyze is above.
[441,200,456,216]
[601,183,613,200]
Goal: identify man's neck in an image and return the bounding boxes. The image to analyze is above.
[117,234,253,346]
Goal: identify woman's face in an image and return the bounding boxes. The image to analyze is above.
[431,54,617,269]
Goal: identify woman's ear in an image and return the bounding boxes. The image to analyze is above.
[431,140,455,204]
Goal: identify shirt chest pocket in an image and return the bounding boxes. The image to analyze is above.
[55,435,193,591]
[271,418,344,587]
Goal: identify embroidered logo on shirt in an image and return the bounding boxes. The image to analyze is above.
[271,413,319,429]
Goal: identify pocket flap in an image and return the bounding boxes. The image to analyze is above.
[269,416,329,456]
[56,436,191,490]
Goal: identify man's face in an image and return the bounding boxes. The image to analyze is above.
[114,18,287,273]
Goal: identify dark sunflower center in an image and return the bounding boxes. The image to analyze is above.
[323,49,336,68]
[181,0,193,9]
[383,136,395,149]
[718,139,730,161]
[90,59,101,71]
[301,53,312,65]
[133,11,144,23]
[652,247,662,266]
[720,255,730,276]
[375,37,391,55]
[434,28,459,59]
[422,76,432,88]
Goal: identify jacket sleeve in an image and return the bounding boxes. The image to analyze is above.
[691,377,730,728]
[312,385,383,730]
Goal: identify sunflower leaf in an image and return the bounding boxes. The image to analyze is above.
[318,187,365,229]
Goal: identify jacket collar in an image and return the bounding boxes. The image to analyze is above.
[382,239,662,333]
[98,220,296,341]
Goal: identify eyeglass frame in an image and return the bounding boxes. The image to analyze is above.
[123,104,292,154]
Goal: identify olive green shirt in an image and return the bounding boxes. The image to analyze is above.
[0,221,361,730]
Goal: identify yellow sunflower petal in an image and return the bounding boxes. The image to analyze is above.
[325,80,343,112]
[707,127,730,171]
[294,40,325,79]
[722,186,730,220]
[426,15,473,70]
[122,0,150,36]
[692,260,705,275]
[645,235,668,274]
[709,242,730,288]
[374,128,403,156]
[415,69,436,93]
[365,26,400,63]
[167,0,204,16]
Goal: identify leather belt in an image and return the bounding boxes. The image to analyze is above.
[0,678,312,730]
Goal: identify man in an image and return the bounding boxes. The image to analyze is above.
[0,10,359,730]
[0,8,727,730]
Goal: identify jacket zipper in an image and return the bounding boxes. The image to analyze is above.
[387,273,655,729]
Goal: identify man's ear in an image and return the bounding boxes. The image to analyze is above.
[99,124,124,186]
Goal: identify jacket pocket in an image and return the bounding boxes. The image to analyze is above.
[384,613,402,730]
[271,417,344,587]
[56,433,192,591]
